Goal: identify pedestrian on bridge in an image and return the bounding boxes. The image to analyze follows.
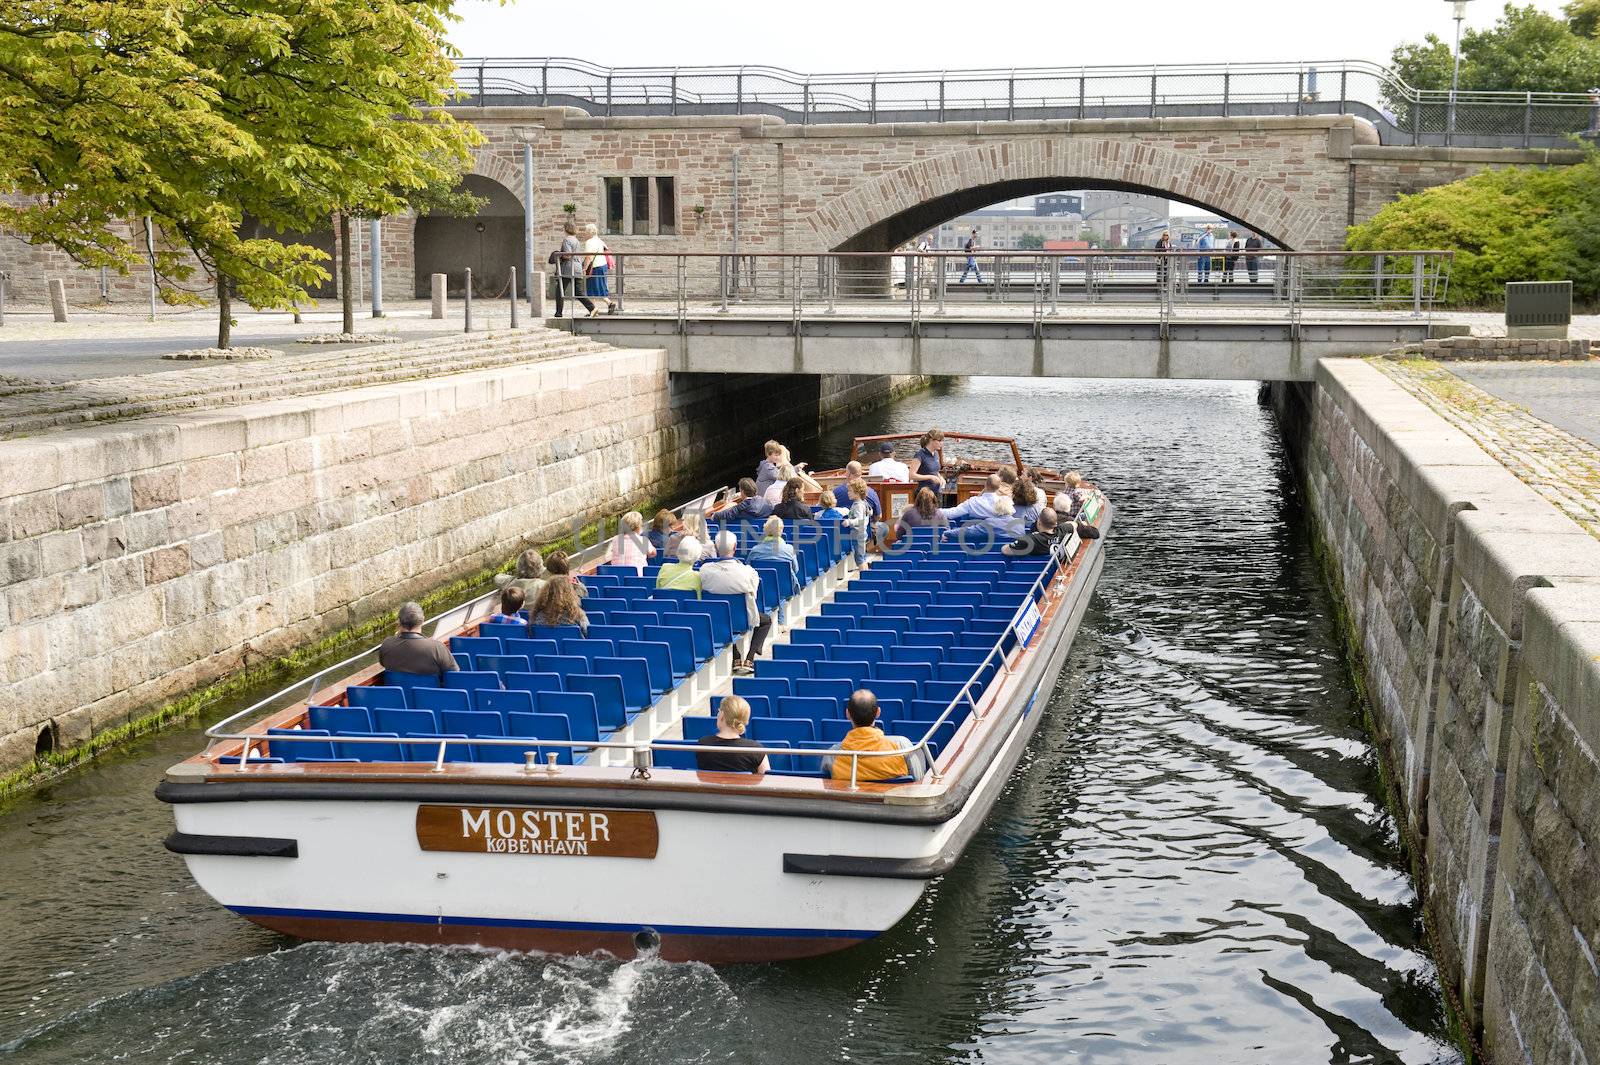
[1154,230,1172,286]
[1244,232,1264,283]
[959,229,983,285]
[1223,231,1242,284]
[1194,228,1214,283]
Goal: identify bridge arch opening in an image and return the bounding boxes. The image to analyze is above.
[831,177,1291,254]
[413,174,526,298]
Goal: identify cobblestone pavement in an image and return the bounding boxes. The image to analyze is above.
[1376,358,1600,539]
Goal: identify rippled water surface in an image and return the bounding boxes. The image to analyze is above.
[0,378,1457,1064]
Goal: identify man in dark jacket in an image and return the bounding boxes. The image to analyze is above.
[726,478,774,527]
[1244,233,1264,283]
[377,602,458,677]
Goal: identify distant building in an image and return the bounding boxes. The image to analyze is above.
[1034,193,1083,216]
[931,208,1084,250]
[1079,191,1168,245]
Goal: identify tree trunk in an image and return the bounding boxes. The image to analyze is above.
[216,276,231,349]
[339,211,354,336]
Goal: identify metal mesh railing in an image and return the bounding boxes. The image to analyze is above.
[453,58,1600,147]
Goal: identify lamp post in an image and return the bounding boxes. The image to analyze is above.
[1446,0,1471,141]
[511,125,543,316]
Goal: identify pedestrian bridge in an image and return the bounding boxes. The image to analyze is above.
[558,250,1451,383]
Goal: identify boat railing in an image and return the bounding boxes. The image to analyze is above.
[203,488,729,751]
[206,510,1079,792]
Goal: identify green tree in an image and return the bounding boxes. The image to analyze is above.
[1389,3,1600,94]
[0,0,481,347]
[1016,233,1045,250]
[1346,154,1600,305]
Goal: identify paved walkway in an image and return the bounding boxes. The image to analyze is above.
[1376,359,1600,539]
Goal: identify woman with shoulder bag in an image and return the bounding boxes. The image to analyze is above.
[581,223,613,315]
[552,220,593,318]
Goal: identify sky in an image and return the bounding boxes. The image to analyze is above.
[448,0,1572,70]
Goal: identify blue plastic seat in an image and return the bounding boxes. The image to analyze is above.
[869,680,921,711]
[642,625,696,680]
[733,677,791,704]
[344,686,406,713]
[445,670,502,694]
[633,641,675,697]
[772,643,826,665]
[560,639,615,670]
[702,592,752,635]
[332,731,404,762]
[813,660,869,687]
[478,622,526,644]
[505,638,560,662]
[874,661,935,684]
[267,727,334,761]
[588,624,640,645]
[594,657,653,712]
[651,740,701,770]
[375,707,438,736]
[832,642,884,665]
[529,624,585,642]
[682,716,718,741]
[818,718,852,744]
[712,693,771,720]
[904,630,957,652]
[311,704,374,735]
[415,687,471,716]
[507,712,574,764]
[503,671,564,697]
[475,688,535,719]
[795,678,852,703]
[844,629,897,652]
[776,697,840,726]
[567,674,629,730]
[534,654,588,682]
[451,636,502,660]
[402,733,471,763]
[756,659,811,684]
[790,628,841,650]
[748,715,816,744]
[382,670,442,694]
[441,710,505,738]
[476,654,532,676]
[807,615,855,635]
[537,690,601,744]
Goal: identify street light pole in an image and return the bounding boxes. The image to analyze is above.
[511,125,543,317]
[1447,0,1471,140]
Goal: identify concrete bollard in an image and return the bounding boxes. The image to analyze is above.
[49,279,68,323]
[430,273,447,320]
[530,271,547,319]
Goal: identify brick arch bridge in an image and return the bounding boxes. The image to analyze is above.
[4,109,1581,305]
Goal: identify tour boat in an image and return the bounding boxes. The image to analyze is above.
[158,433,1111,963]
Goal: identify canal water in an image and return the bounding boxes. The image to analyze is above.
[0,377,1458,1064]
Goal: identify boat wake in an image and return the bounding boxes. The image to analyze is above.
[0,941,732,1065]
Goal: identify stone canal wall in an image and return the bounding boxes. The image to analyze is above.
[0,349,922,775]
[1275,360,1600,1065]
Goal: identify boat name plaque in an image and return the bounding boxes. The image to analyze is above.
[416,805,659,859]
[1012,599,1041,648]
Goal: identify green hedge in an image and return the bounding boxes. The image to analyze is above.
[1347,154,1600,307]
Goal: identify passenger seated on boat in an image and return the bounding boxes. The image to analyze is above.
[1004,507,1059,557]
[755,440,784,497]
[694,694,768,774]
[378,602,459,678]
[895,487,949,535]
[840,478,875,561]
[1012,477,1043,531]
[939,474,1004,525]
[655,537,704,593]
[867,441,911,482]
[726,478,774,525]
[950,491,1021,549]
[494,548,548,604]
[541,549,588,599]
[747,516,800,586]
[826,690,929,783]
[605,510,656,575]
[771,478,814,522]
[646,509,678,555]
[529,568,589,635]
[830,462,880,522]
[486,586,525,625]
[669,512,710,556]
[1060,471,1091,517]
[700,530,771,675]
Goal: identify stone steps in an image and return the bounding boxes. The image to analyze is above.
[0,327,612,439]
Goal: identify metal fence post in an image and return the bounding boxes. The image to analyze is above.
[0,271,6,327]
[1049,256,1059,315]
[463,268,473,333]
[802,81,810,125]
[508,266,519,328]
[1295,70,1304,116]
[605,74,613,116]
[938,76,945,123]
[869,80,877,124]
[736,72,744,114]
[1412,254,1424,315]
[936,254,947,315]
[1007,74,1015,121]
[1078,72,1086,118]
[1373,255,1384,304]
[1221,71,1230,117]
[614,254,624,313]
[476,62,484,104]
[541,61,548,106]
[1149,72,1158,118]
[719,255,729,313]
[1339,69,1348,114]
[1523,92,1533,148]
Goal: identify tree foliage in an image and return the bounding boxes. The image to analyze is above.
[1346,154,1600,305]
[0,0,482,345]
[1388,3,1600,95]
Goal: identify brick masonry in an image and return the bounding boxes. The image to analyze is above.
[1271,361,1600,1065]
[0,340,924,773]
[2,112,1580,306]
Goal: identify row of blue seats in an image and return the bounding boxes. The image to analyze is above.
[268,722,576,765]
[681,712,958,755]
[315,691,603,742]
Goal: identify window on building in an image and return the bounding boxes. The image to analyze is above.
[603,177,625,235]
[656,177,677,236]
[630,177,651,235]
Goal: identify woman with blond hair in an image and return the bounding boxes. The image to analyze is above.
[581,222,612,315]
[605,510,656,575]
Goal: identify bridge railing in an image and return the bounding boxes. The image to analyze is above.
[560,250,1453,323]
[454,57,1600,148]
